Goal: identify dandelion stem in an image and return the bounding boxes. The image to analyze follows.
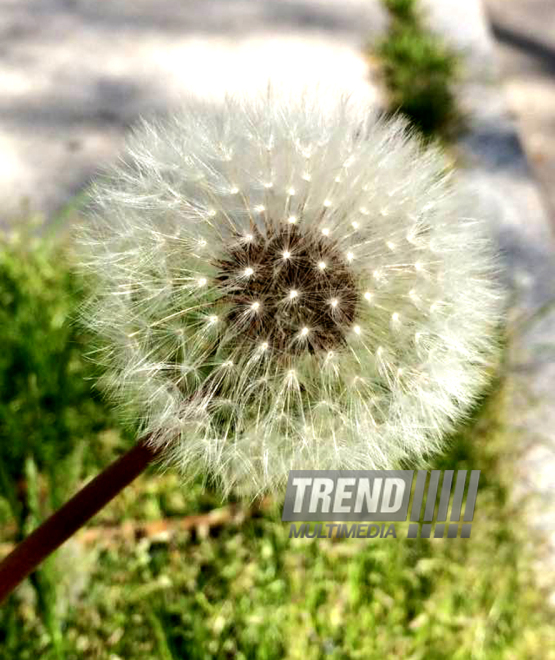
[0,437,160,604]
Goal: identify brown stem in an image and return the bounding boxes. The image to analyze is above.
[0,437,160,604]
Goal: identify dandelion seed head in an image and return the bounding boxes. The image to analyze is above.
[77,86,504,496]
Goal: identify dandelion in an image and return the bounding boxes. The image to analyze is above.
[0,87,506,600]
[76,87,503,496]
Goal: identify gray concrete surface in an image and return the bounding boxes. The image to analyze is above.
[0,0,385,224]
[485,0,555,224]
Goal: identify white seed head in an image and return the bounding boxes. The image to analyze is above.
[76,86,504,496]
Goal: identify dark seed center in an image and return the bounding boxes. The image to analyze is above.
[215,223,359,353]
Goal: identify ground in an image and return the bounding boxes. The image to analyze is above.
[485,0,555,225]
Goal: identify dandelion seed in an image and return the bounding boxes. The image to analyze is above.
[77,85,504,496]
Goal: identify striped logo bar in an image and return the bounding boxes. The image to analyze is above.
[407,470,480,539]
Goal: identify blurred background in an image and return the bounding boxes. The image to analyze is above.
[1,0,554,658]
[486,0,555,223]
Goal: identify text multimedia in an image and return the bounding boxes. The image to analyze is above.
[289,523,397,539]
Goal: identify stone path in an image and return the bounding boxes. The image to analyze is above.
[485,0,555,226]
[0,0,385,224]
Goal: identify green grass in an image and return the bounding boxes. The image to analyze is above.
[0,224,553,658]
[375,0,463,140]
